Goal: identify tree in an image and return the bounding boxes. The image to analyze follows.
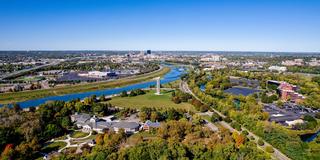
[232,132,245,148]
[83,97,94,105]
[129,91,137,97]
[265,146,274,153]
[199,104,209,112]
[60,117,72,129]
[150,111,159,122]
[139,112,148,122]
[99,95,106,101]
[258,139,264,146]
[12,103,22,112]
[44,124,62,137]
[242,130,249,136]
[172,96,181,104]
[1,144,14,160]
[28,106,36,112]
[210,112,221,122]
[167,109,180,120]
[95,134,104,145]
[75,102,85,112]
[192,114,202,125]
[315,112,320,119]
[120,90,128,97]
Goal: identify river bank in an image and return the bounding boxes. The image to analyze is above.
[0,67,170,105]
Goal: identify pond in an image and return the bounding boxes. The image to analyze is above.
[200,84,206,91]
[300,130,320,142]
[224,87,260,96]
[1,66,185,108]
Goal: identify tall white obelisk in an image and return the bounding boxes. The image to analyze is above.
[155,77,161,95]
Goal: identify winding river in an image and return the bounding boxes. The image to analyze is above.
[2,66,185,108]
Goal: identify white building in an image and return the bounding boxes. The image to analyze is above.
[79,71,109,78]
[285,119,304,126]
[268,66,287,72]
[71,113,140,134]
[200,55,221,62]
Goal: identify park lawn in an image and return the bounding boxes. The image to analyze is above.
[162,79,181,88]
[201,115,211,122]
[108,90,196,112]
[16,76,44,82]
[70,131,89,138]
[0,67,170,104]
[41,141,67,153]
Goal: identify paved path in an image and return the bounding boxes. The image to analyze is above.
[203,119,219,132]
[179,81,290,160]
[55,131,93,153]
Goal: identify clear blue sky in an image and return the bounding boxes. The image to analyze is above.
[0,0,320,52]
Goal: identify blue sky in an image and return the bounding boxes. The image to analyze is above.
[0,0,320,52]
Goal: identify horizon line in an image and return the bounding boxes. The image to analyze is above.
[0,49,320,54]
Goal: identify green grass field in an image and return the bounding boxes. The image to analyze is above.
[70,131,89,138]
[41,141,66,153]
[108,90,195,111]
[0,67,170,104]
[16,76,44,82]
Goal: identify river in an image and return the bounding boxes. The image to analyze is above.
[2,66,185,108]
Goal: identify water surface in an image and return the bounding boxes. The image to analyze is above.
[1,66,184,108]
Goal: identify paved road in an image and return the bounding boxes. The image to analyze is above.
[179,81,291,160]
[203,119,219,132]
[0,61,62,80]
[0,57,81,80]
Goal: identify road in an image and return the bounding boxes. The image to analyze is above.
[0,57,81,80]
[179,81,291,160]
[0,61,62,80]
[203,119,219,132]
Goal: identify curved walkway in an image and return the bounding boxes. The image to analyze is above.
[55,131,93,153]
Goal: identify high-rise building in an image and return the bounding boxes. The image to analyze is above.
[147,50,151,54]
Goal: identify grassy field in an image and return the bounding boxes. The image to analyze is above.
[70,131,89,138]
[16,76,44,82]
[108,90,196,112]
[0,67,170,104]
[41,141,66,153]
[162,79,181,88]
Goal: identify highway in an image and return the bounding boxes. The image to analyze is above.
[0,58,79,80]
[0,61,61,80]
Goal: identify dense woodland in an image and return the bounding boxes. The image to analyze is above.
[187,69,320,160]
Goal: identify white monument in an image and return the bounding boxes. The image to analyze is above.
[154,77,161,95]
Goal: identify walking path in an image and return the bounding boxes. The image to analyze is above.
[54,131,93,153]
[179,81,290,160]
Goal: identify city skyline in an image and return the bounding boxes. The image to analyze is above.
[1,0,320,52]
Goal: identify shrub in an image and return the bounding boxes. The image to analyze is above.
[265,146,274,153]
[199,104,209,112]
[230,121,241,130]
[120,90,128,97]
[258,139,264,146]
[242,130,249,136]
[250,136,255,141]
[315,112,320,119]
[172,96,181,104]
[210,113,221,123]
[223,117,232,123]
